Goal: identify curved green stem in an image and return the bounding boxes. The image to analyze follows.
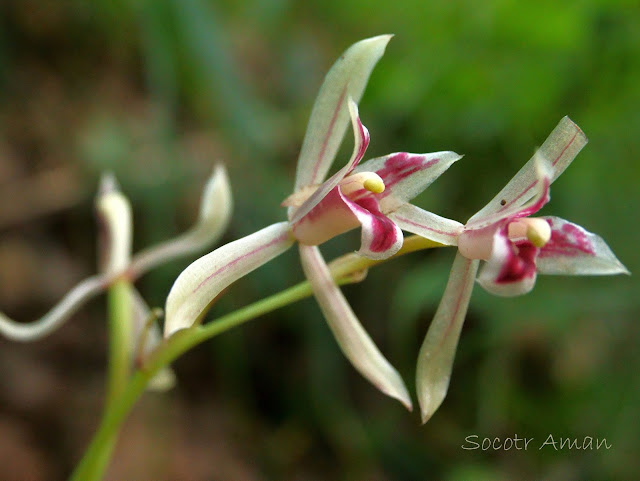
[69,236,444,481]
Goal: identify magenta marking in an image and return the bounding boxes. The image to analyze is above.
[294,186,344,227]
[311,85,348,184]
[355,119,370,166]
[495,241,538,284]
[498,180,536,213]
[378,153,438,196]
[353,196,398,252]
[539,220,595,258]
[193,232,290,293]
[435,258,473,356]
[513,178,550,219]
[552,132,577,167]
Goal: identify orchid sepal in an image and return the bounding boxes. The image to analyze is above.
[416,252,479,423]
[294,35,392,191]
[299,244,412,410]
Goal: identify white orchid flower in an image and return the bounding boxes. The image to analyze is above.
[413,117,629,422]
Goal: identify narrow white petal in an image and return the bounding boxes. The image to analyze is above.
[0,275,105,341]
[290,99,370,225]
[130,164,232,278]
[299,244,412,410]
[416,253,479,423]
[470,117,587,223]
[389,204,464,246]
[164,222,294,336]
[537,216,630,276]
[294,35,392,190]
[95,174,132,274]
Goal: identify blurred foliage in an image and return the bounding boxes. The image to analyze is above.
[0,0,638,480]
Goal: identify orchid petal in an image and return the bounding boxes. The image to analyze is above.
[537,217,629,276]
[416,252,479,423]
[96,173,132,274]
[164,222,294,336]
[470,117,587,223]
[290,99,370,224]
[340,192,403,259]
[299,244,412,410]
[130,164,232,278]
[389,204,464,246]
[354,151,462,210]
[467,153,552,230]
[476,226,539,297]
[294,35,392,191]
[0,275,105,341]
[130,288,176,391]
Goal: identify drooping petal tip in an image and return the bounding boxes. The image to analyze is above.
[299,244,412,410]
[198,163,233,228]
[95,176,133,274]
[416,253,479,423]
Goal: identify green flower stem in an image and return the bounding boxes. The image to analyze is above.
[69,235,444,481]
[71,278,133,481]
[106,280,132,405]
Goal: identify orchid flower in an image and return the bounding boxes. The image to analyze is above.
[165,35,463,410]
[413,117,629,422]
[0,165,232,342]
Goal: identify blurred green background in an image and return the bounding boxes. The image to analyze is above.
[0,0,638,480]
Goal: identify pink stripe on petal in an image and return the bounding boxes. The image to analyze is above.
[299,244,412,410]
[194,232,293,293]
[290,99,370,225]
[341,192,403,259]
[469,118,586,223]
[467,157,551,231]
[476,226,538,297]
[416,252,479,423]
[164,222,294,336]
[291,187,360,246]
[495,241,538,284]
[536,216,629,276]
[293,36,391,191]
[539,217,595,258]
[354,151,462,207]
[389,204,464,246]
[375,153,438,194]
[310,85,348,184]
